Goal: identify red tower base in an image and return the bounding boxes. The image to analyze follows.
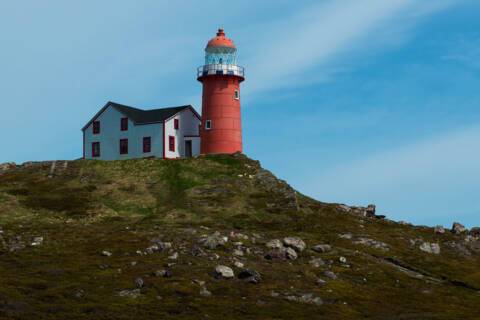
[199,74,244,154]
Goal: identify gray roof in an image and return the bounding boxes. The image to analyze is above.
[82,101,200,131]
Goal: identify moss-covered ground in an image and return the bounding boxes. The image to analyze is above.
[0,155,479,319]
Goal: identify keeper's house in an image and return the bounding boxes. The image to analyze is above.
[82,101,201,160]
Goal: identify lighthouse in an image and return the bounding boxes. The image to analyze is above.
[197,28,245,154]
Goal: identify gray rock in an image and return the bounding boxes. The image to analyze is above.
[214,265,234,279]
[283,237,306,252]
[285,247,298,260]
[134,277,144,288]
[118,289,141,298]
[168,252,178,260]
[309,258,325,268]
[353,238,390,251]
[366,204,376,217]
[264,248,287,260]
[101,250,112,257]
[469,227,480,238]
[0,162,16,173]
[233,249,244,256]
[265,239,283,249]
[451,222,467,235]
[199,286,212,297]
[154,269,172,278]
[312,244,332,253]
[237,269,261,284]
[199,232,227,250]
[339,256,347,264]
[434,226,446,234]
[324,271,337,280]
[31,237,43,246]
[419,242,441,255]
[286,293,323,306]
[339,233,353,240]
[233,261,244,268]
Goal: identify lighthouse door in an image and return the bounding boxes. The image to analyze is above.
[185,140,192,158]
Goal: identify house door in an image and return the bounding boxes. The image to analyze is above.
[185,140,192,158]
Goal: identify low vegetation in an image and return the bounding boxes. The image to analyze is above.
[0,154,479,319]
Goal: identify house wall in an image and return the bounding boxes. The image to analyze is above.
[164,108,201,158]
[83,106,163,160]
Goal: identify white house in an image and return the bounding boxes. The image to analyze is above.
[82,101,201,160]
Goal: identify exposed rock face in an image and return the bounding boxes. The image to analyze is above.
[283,237,306,252]
[451,222,467,235]
[254,169,299,211]
[214,265,234,279]
[419,242,441,255]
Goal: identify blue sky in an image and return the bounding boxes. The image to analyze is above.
[0,1,479,227]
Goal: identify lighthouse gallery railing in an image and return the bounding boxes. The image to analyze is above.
[197,64,245,77]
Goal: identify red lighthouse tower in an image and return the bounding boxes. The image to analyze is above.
[197,28,245,154]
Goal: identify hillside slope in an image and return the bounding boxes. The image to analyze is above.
[0,154,479,319]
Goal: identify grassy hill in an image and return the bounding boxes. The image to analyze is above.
[0,154,479,319]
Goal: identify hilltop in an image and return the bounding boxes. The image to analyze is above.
[0,154,479,319]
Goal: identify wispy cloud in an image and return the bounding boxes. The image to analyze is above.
[241,0,457,95]
[307,125,480,226]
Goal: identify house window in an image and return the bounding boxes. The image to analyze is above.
[205,120,212,130]
[92,142,100,158]
[143,137,151,153]
[121,117,128,131]
[119,139,128,155]
[169,136,175,152]
[93,121,100,134]
[174,118,179,130]
[234,90,239,100]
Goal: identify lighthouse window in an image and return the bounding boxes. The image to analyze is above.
[205,120,212,130]
[234,90,239,100]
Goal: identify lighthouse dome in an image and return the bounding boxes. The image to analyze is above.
[206,28,236,49]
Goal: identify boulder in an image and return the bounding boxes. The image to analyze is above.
[118,289,141,298]
[469,227,480,238]
[419,242,441,255]
[264,248,287,260]
[199,286,212,297]
[101,250,112,257]
[134,277,144,288]
[285,247,298,260]
[237,269,261,284]
[265,239,283,249]
[451,222,467,235]
[0,162,16,173]
[434,226,445,234]
[283,237,306,252]
[309,258,325,268]
[214,265,234,279]
[312,244,331,253]
[199,232,227,250]
[324,271,337,280]
[366,204,376,217]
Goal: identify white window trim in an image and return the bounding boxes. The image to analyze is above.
[234,90,240,100]
[205,120,212,130]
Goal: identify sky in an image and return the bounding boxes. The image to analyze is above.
[0,0,479,227]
